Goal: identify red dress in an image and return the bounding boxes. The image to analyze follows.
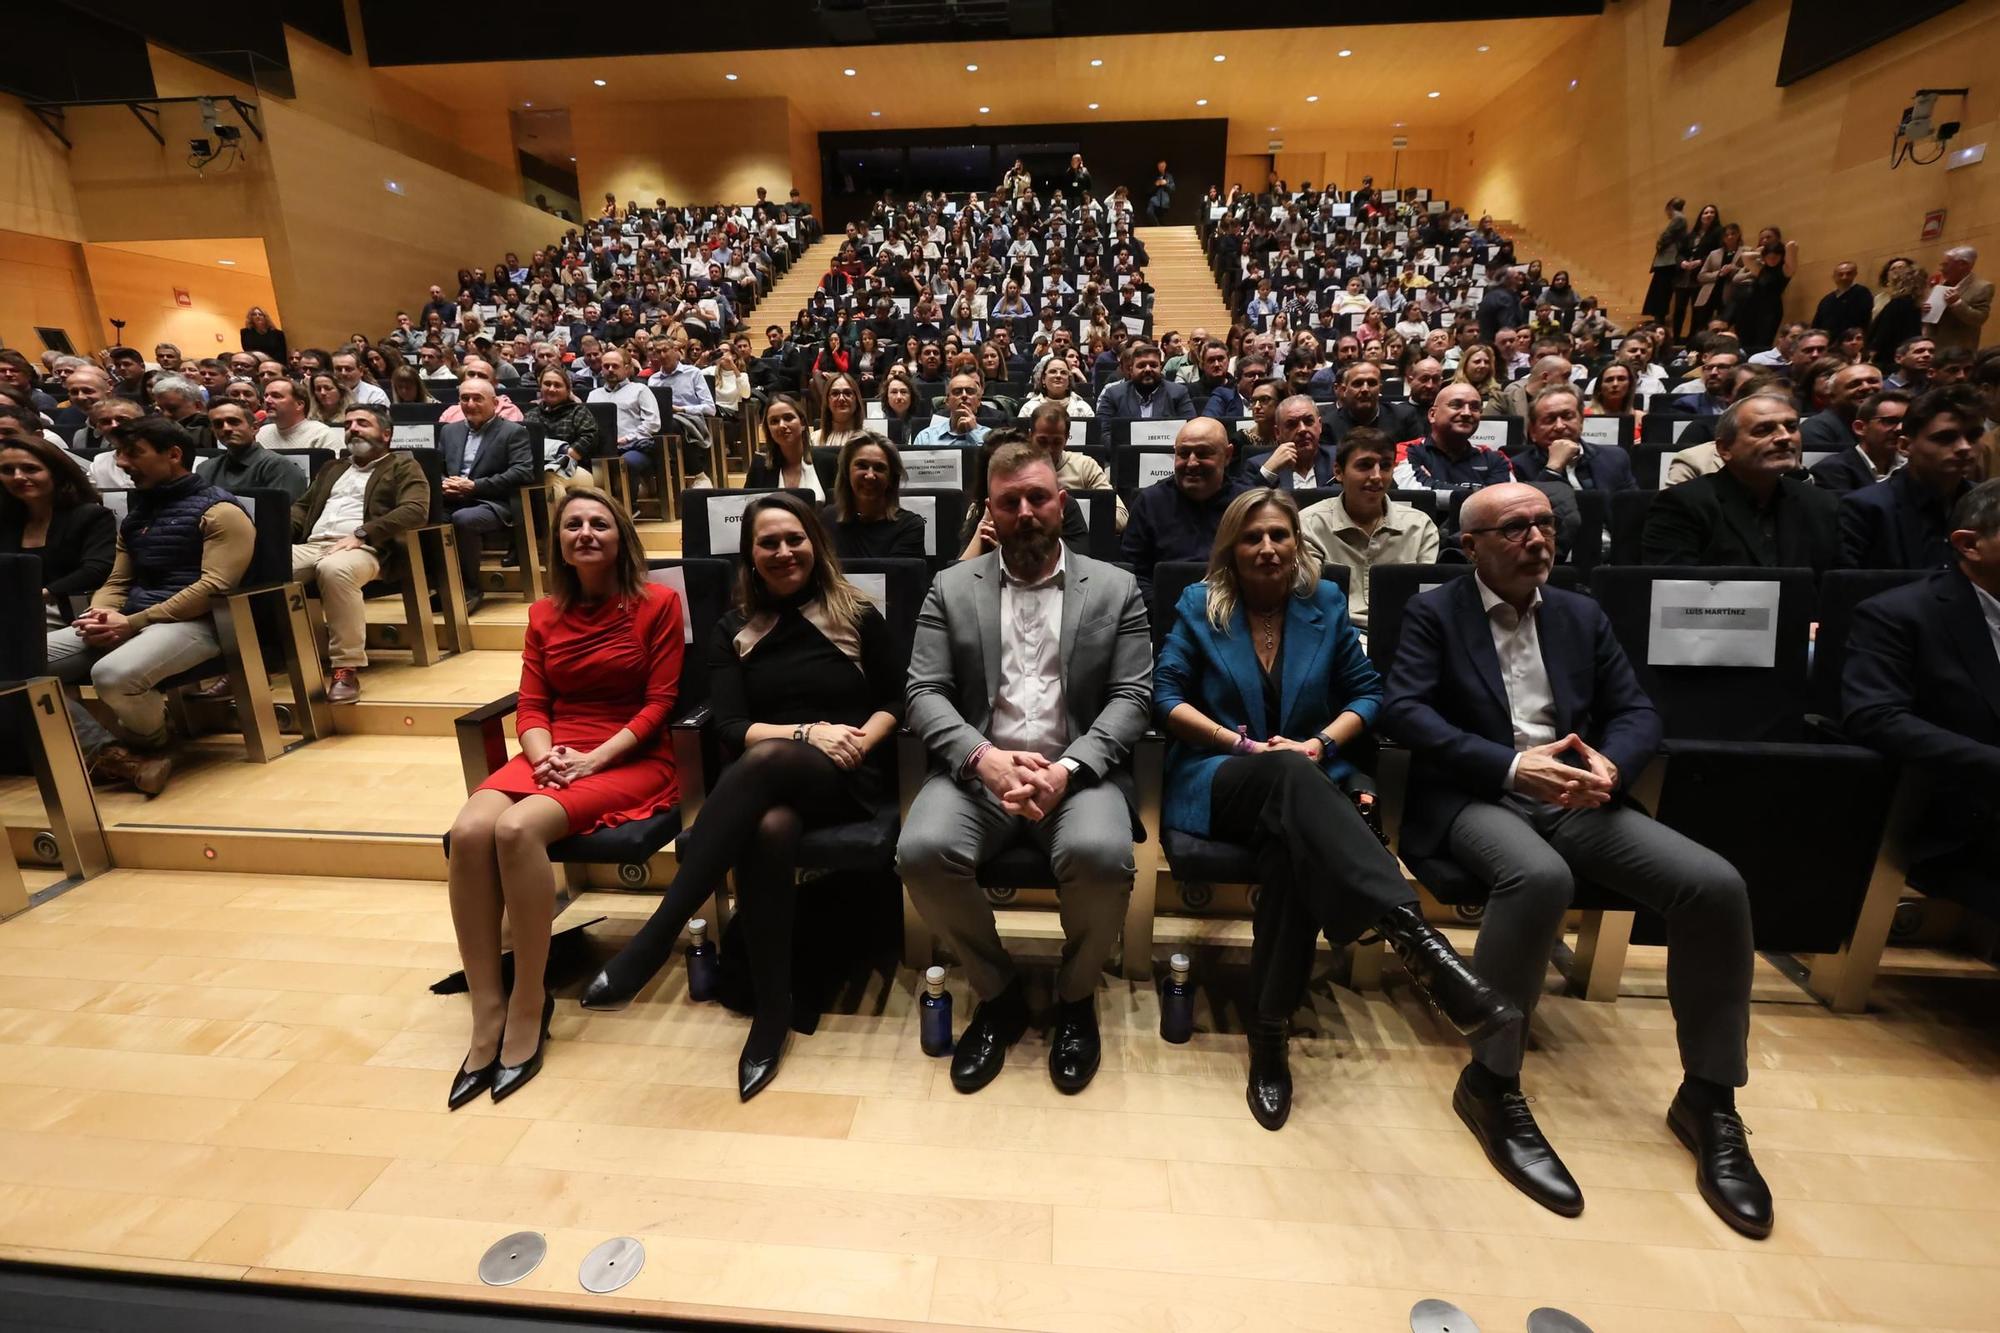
[478,581,684,834]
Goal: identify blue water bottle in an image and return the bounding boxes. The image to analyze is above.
[920,965,954,1056]
[1160,952,1194,1044]
[685,917,721,1002]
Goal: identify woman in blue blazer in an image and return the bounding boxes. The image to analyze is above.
[1154,488,1514,1131]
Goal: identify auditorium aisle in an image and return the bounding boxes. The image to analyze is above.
[1,860,1998,1330]
[759,233,840,330]
[1137,227,1234,339]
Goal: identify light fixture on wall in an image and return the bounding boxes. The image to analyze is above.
[978,106,990,114]
[965,63,978,72]
[217,259,236,266]
[1427,91,1441,99]
[1088,103,1099,110]
[843,68,857,77]
[1195,99,1207,106]
[1477,44,1490,52]
[870,110,881,117]
[725,73,737,81]
[1306,95,1318,103]
[1338,49,1353,58]
[593,79,606,87]
[1212,54,1226,62]
[1089,58,1102,67]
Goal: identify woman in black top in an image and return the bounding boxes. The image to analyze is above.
[523,367,600,474]
[746,393,836,496]
[583,493,900,1100]
[241,305,287,363]
[1670,203,1721,342]
[0,435,115,616]
[822,433,927,560]
[1868,259,1926,371]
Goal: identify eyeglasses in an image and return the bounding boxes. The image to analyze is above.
[1464,515,1558,543]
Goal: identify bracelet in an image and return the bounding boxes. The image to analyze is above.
[1232,733,1256,755]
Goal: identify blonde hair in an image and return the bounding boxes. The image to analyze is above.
[1203,488,1321,631]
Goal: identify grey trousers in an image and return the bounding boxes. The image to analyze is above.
[1447,796,1752,1086]
[47,619,220,758]
[897,775,1135,1004]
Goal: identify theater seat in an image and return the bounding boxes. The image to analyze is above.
[1159,829,1256,885]
[546,808,685,883]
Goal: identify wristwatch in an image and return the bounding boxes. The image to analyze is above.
[1314,730,1337,755]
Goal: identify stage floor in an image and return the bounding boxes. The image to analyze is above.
[1,870,1997,1331]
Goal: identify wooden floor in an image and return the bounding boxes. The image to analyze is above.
[2,868,1997,1331]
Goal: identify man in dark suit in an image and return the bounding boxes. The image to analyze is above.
[1383,481,1768,1238]
[1798,361,1883,457]
[1093,340,1194,421]
[1641,391,1841,570]
[1477,269,1526,346]
[1249,395,1337,491]
[1811,261,1873,343]
[1506,384,1636,491]
[1810,389,1907,496]
[898,442,1153,1097]
[437,378,534,611]
[1323,361,1422,448]
[1840,385,1984,570]
[1842,479,2000,913]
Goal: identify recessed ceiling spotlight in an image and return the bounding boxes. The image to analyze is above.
[1393,121,1406,127]
[725,73,737,81]
[217,259,236,266]
[1684,122,1701,138]
[870,110,881,117]
[1088,103,1099,110]
[1195,98,1208,106]
[965,63,978,72]
[1268,126,1277,132]
[1338,49,1353,57]
[1213,54,1226,62]
[1306,95,1318,103]
[843,68,857,76]
[1477,44,1490,52]
[978,106,990,114]
[593,79,606,87]
[523,101,533,108]
[1090,58,1103,67]
[1568,78,1579,89]
[1427,90,1441,98]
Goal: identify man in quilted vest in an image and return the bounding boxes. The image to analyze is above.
[45,415,255,794]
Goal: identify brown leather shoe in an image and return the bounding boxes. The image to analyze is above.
[90,744,173,796]
[327,668,361,704]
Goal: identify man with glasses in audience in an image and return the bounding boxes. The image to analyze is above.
[1397,382,1514,490]
[915,373,991,447]
[1800,361,1883,457]
[1812,389,1908,495]
[1119,417,1250,602]
[1642,391,1840,571]
[1841,384,1985,570]
[1384,480,1769,1239]
[899,441,1152,1099]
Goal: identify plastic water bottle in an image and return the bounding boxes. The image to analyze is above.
[685,918,720,1001]
[919,965,954,1056]
[1160,953,1194,1044]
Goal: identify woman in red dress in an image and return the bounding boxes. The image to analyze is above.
[445,486,683,1108]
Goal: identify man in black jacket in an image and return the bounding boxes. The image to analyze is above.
[1842,479,2000,914]
[1812,262,1873,342]
[1840,385,1984,570]
[437,379,534,610]
[1642,392,1840,570]
[1799,361,1883,457]
[1810,389,1907,496]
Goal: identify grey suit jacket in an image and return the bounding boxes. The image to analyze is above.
[437,417,535,522]
[906,549,1153,809]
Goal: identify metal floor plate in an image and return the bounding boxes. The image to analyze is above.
[1527,1309,1595,1333]
[1410,1298,1481,1333]
[477,1231,546,1287]
[578,1236,645,1294]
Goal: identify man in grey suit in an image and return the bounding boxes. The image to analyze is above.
[437,377,534,610]
[898,440,1152,1097]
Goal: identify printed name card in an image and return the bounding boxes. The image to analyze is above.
[901,449,965,488]
[392,423,436,449]
[850,572,886,609]
[901,494,939,555]
[704,492,761,556]
[645,565,697,642]
[1068,419,1089,450]
[1470,420,1510,450]
[1128,420,1180,448]
[1646,580,1781,668]
[1579,417,1622,447]
[1073,496,1093,526]
[1136,451,1176,487]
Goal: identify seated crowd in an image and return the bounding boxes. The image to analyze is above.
[2,175,1996,1259]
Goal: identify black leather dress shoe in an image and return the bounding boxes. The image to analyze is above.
[447,1055,498,1111]
[490,993,555,1104]
[1453,1067,1584,1217]
[1669,1093,1774,1239]
[1378,904,1520,1042]
[1245,1017,1292,1131]
[1048,997,1100,1095]
[738,1020,788,1102]
[950,983,1028,1094]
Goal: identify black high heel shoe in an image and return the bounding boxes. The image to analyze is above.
[447,1053,499,1111]
[490,992,555,1104]
[737,1019,789,1102]
[581,956,659,1011]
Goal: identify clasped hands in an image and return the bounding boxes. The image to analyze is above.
[70,607,135,648]
[976,747,1070,821]
[1514,732,1619,810]
[802,722,868,770]
[532,744,601,789]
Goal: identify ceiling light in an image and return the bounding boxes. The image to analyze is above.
[1213,54,1226,62]
[1427,90,1442,99]
[725,73,737,81]
[217,259,236,266]
[593,79,606,87]
[1338,49,1353,58]
[1477,44,1491,52]
[1195,98,1208,106]
[1090,58,1103,67]
[978,106,990,114]
[523,101,533,108]
[569,156,576,162]
[1569,78,1579,89]
[1684,122,1701,138]
[965,63,978,72]
[1306,95,1318,103]
[1088,103,1099,110]
[843,68,856,77]
[870,110,881,117]
[1268,126,1278,132]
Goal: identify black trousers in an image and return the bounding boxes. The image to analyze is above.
[1208,752,1415,1019]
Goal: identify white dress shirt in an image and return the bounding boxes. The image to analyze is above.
[989,547,1071,763]
[349,380,390,407]
[308,454,380,542]
[1474,573,1558,793]
[1975,579,2000,668]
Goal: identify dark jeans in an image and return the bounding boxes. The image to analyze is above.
[1209,752,1414,1018]
[1446,796,1752,1084]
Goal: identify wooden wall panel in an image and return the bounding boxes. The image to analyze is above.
[0,229,99,354]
